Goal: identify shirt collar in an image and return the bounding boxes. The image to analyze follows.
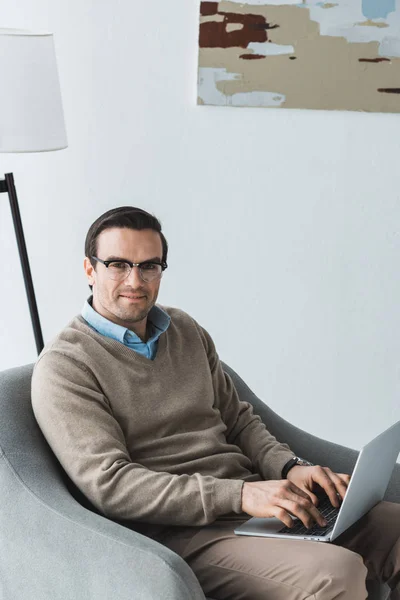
[81,295,170,343]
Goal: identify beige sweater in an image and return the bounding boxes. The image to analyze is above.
[31,305,295,532]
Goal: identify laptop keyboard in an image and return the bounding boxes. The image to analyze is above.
[278,495,340,537]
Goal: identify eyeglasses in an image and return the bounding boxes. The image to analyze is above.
[91,256,168,283]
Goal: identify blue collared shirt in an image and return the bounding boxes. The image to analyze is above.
[81,296,171,360]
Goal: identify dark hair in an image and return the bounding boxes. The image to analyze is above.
[84,206,168,291]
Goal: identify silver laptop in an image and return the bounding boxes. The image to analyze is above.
[235,420,400,543]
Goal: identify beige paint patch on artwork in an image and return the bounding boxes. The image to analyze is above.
[198,4,400,112]
[200,14,225,24]
[357,20,389,28]
[218,2,271,16]
[226,23,245,33]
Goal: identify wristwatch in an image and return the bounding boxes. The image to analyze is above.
[281,456,314,479]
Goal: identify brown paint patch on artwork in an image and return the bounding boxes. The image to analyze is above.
[252,23,279,31]
[240,54,266,60]
[378,88,400,93]
[359,58,391,63]
[199,3,272,49]
[200,2,218,16]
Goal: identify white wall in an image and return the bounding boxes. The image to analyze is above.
[1,0,399,459]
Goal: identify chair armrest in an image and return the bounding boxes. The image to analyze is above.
[0,450,206,600]
[222,362,400,504]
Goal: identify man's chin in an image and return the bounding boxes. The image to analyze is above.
[114,300,148,321]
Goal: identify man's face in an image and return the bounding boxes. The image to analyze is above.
[84,227,164,335]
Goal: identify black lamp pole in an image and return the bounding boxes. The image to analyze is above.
[0,172,44,354]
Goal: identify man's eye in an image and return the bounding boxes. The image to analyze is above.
[141,263,156,270]
[110,262,127,269]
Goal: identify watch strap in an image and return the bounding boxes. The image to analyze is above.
[281,456,314,479]
[281,457,299,479]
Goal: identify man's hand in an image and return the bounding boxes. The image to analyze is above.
[286,465,351,509]
[241,480,329,529]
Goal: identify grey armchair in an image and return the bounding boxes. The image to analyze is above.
[0,362,398,600]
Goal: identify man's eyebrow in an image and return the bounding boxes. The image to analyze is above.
[106,255,162,263]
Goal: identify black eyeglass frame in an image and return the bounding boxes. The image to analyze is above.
[90,256,168,281]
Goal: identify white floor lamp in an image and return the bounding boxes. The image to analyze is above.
[0,28,68,354]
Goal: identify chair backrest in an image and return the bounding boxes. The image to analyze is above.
[0,363,101,513]
[1,363,38,457]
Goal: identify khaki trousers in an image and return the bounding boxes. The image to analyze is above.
[155,501,400,600]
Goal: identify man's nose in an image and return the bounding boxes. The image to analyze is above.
[124,266,144,287]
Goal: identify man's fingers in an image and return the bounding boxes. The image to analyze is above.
[337,473,351,486]
[273,506,295,529]
[275,474,351,530]
[311,468,352,506]
[287,481,313,501]
[307,490,319,507]
[275,483,321,529]
[291,482,319,506]
[280,496,326,529]
[310,468,341,507]
[329,472,351,501]
[287,482,320,513]
[285,485,327,527]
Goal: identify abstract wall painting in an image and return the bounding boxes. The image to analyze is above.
[197,1,400,112]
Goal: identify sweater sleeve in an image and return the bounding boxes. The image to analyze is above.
[193,321,296,481]
[31,350,244,526]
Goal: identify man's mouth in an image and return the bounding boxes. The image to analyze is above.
[120,295,145,301]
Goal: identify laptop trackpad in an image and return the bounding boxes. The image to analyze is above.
[236,517,296,535]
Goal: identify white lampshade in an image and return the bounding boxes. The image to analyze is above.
[0,28,67,153]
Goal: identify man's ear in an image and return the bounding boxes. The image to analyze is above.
[84,257,95,287]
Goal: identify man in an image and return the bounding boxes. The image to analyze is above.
[32,206,400,600]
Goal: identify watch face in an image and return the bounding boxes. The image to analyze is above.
[296,457,313,467]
